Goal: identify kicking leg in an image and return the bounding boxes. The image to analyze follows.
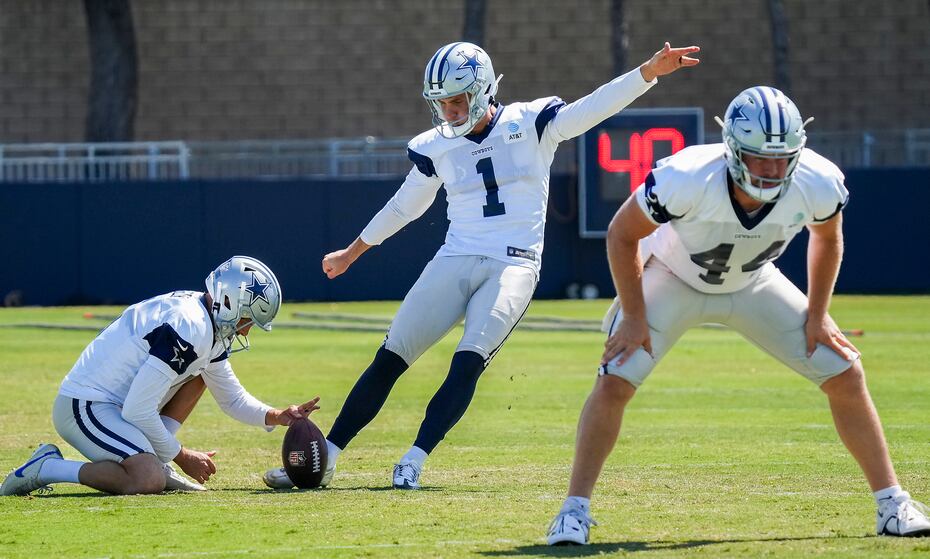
[265,347,417,490]
[327,346,410,450]
[265,348,411,490]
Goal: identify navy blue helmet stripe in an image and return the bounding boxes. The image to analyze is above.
[429,42,462,89]
[85,401,147,454]
[435,42,462,85]
[71,399,130,459]
[752,87,773,142]
[771,87,786,137]
[426,48,443,88]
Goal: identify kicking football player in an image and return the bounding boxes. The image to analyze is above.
[262,40,700,491]
[1,256,320,496]
[545,87,930,544]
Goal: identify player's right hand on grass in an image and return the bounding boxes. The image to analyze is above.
[174,447,217,484]
[602,317,653,367]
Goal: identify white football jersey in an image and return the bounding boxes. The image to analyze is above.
[635,144,849,294]
[59,291,229,405]
[361,68,657,273]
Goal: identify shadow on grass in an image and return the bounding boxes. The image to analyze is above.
[480,535,874,556]
[31,485,470,497]
[244,485,450,494]
[28,491,113,499]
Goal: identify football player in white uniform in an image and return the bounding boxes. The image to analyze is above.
[546,87,930,544]
[261,41,700,491]
[1,256,320,496]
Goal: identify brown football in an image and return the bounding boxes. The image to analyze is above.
[281,418,328,488]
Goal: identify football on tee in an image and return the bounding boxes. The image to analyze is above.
[281,418,328,488]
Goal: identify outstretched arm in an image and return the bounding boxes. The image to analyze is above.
[547,42,700,142]
[639,42,700,82]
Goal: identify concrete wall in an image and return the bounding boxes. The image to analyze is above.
[2,1,928,143]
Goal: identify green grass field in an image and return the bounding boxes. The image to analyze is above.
[1,297,929,558]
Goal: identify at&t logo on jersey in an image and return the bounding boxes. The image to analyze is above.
[504,121,525,144]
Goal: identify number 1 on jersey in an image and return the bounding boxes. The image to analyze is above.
[477,157,506,217]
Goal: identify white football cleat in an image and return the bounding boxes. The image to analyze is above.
[163,463,206,492]
[547,506,597,545]
[264,452,337,489]
[263,467,295,489]
[1,443,63,496]
[392,461,421,490]
[320,455,336,487]
[877,492,930,537]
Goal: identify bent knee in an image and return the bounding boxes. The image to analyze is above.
[595,374,637,406]
[820,361,867,396]
[123,475,166,495]
[120,454,167,495]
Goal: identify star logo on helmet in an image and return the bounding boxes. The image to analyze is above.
[728,102,750,126]
[456,50,483,80]
[245,274,271,306]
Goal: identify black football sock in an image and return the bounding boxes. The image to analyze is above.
[413,350,487,454]
[327,346,409,450]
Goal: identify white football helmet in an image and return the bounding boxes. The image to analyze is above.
[422,42,501,138]
[715,86,810,203]
[205,256,281,354]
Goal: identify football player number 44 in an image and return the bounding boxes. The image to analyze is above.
[477,157,506,217]
[690,240,785,285]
